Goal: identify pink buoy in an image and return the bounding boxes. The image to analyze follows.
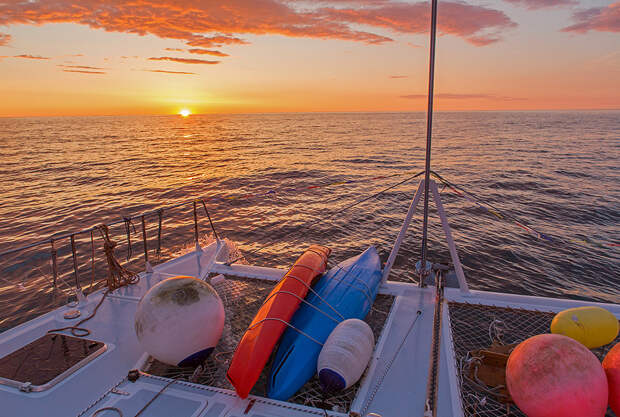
[506,334,608,417]
[603,342,620,415]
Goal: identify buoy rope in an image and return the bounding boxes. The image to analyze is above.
[331,264,374,303]
[283,274,346,321]
[256,290,341,324]
[246,317,325,346]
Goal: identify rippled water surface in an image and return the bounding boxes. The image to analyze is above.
[0,112,618,330]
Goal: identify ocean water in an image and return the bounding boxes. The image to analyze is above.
[0,111,618,330]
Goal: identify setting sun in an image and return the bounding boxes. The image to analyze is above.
[179,109,191,117]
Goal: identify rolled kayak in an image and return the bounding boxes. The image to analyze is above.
[267,246,382,401]
[226,244,331,398]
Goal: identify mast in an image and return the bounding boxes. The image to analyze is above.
[420,0,438,286]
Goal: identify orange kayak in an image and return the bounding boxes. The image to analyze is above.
[226,245,331,398]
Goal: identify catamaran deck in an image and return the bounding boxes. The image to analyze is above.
[0,242,618,417]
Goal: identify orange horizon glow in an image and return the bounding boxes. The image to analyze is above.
[0,1,618,117]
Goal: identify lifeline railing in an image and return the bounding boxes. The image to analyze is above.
[3,167,614,334]
[2,168,614,300]
[0,199,219,291]
[0,169,427,324]
[0,168,427,261]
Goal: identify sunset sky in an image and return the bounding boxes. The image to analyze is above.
[0,0,618,116]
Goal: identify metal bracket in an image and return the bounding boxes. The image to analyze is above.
[429,180,469,294]
[19,382,32,393]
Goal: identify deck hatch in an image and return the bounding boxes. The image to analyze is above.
[0,333,106,392]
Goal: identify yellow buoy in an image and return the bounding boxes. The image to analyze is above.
[550,306,619,349]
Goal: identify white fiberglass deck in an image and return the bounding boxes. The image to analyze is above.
[0,242,618,417]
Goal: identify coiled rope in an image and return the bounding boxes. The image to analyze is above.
[47,224,139,337]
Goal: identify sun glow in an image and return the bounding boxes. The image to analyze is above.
[179,109,191,117]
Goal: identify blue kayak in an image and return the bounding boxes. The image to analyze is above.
[267,246,383,400]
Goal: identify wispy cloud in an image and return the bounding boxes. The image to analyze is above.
[58,64,105,70]
[389,75,408,79]
[62,69,106,74]
[143,69,197,75]
[562,2,620,33]
[14,54,49,60]
[503,0,576,9]
[319,2,517,46]
[401,93,526,101]
[0,33,11,46]
[0,0,517,53]
[164,48,185,52]
[188,49,229,57]
[148,56,220,65]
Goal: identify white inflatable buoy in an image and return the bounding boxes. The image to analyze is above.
[134,276,225,367]
[317,319,375,392]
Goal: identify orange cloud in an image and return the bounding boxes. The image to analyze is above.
[62,69,105,74]
[14,54,49,60]
[188,49,229,57]
[563,2,620,33]
[320,2,516,45]
[143,69,197,75]
[0,33,10,46]
[389,75,408,79]
[58,64,105,70]
[164,48,185,52]
[504,0,576,9]
[0,0,516,51]
[148,56,220,64]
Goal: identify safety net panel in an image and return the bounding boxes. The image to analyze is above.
[144,275,394,413]
[448,302,618,417]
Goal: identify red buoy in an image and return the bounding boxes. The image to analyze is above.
[506,334,608,417]
[603,342,620,415]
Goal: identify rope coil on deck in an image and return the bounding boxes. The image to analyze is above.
[47,224,139,337]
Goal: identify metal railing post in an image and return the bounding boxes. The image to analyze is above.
[382,180,425,284]
[141,215,153,273]
[430,180,470,294]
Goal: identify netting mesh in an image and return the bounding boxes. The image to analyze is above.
[448,302,619,417]
[143,275,394,412]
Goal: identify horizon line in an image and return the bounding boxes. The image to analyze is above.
[2,108,619,118]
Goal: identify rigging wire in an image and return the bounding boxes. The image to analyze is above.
[431,171,618,249]
[0,169,420,259]
[225,171,425,265]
